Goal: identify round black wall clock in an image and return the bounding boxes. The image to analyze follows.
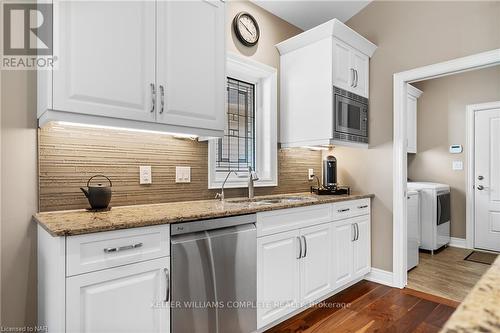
[233,12,260,47]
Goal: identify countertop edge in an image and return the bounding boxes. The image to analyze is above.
[34,193,374,237]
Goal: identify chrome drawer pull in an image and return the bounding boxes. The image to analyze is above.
[338,208,350,213]
[104,242,143,253]
[358,205,368,209]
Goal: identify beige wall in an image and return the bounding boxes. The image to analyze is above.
[1,0,306,325]
[1,70,38,326]
[337,1,500,271]
[408,66,500,238]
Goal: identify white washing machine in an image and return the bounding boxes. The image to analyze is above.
[407,182,451,253]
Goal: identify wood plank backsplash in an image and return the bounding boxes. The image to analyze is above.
[38,123,322,212]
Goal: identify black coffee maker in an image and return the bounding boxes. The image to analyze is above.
[311,154,350,195]
[323,155,337,189]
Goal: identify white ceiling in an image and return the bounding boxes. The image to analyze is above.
[251,1,371,30]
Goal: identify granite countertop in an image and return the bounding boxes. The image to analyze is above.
[33,192,374,237]
[441,255,500,333]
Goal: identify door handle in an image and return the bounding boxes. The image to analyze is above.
[159,85,165,114]
[478,175,484,180]
[477,185,489,190]
[164,268,170,302]
[297,236,302,259]
[301,236,307,258]
[103,242,143,253]
[150,83,156,113]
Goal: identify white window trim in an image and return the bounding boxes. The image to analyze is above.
[208,52,277,189]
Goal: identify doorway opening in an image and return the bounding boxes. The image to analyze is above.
[392,49,500,295]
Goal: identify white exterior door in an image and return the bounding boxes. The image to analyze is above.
[331,220,354,289]
[475,106,500,252]
[53,1,156,122]
[299,224,332,303]
[332,39,352,91]
[350,49,369,98]
[257,230,300,329]
[157,0,225,132]
[352,216,371,277]
[66,258,170,333]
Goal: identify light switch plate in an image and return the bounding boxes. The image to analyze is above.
[308,168,314,180]
[139,166,152,184]
[452,160,463,171]
[176,166,191,183]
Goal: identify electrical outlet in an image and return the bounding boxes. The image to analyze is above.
[308,168,314,180]
[452,160,463,171]
[139,166,152,184]
[176,166,191,183]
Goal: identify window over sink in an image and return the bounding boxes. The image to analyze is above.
[208,53,277,189]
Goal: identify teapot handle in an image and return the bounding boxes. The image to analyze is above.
[87,175,113,187]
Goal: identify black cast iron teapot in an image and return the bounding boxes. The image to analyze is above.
[80,175,112,210]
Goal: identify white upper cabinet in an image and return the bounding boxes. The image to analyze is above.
[53,1,156,122]
[406,84,423,154]
[157,0,225,131]
[276,19,376,148]
[332,40,369,98]
[40,0,226,137]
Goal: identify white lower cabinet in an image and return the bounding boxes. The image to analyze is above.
[299,223,332,304]
[257,200,371,330]
[331,219,354,288]
[66,257,170,333]
[257,230,301,328]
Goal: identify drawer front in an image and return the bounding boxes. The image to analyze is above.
[332,199,370,221]
[257,204,332,237]
[67,225,170,276]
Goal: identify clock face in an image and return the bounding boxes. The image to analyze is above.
[233,12,260,47]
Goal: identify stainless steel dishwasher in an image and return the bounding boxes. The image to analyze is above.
[170,214,256,333]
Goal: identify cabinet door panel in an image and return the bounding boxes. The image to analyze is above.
[332,39,352,91]
[257,231,300,328]
[353,216,371,278]
[331,220,354,289]
[300,224,332,303]
[66,258,170,333]
[157,0,225,132]
[351,49,369,98]
[53,1,156,122]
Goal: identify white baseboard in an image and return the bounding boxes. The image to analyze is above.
[365,268,394,287]
[449,237,469,249]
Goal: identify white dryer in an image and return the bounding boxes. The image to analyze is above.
[407,182,451,253]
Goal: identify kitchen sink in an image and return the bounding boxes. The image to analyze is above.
[226,196,315,205]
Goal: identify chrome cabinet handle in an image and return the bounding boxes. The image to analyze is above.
[297,236,302,259]
[104,242,143,253]
[164,268,170,302]
[354,69,358,88]
[159,85,165,114]
[358,205,368,209]
[352,224,356,241]
[150,83,156,113]
[350,68,355,87]
[355,223,359,241]
[338,208,350,213]
[301,236,307,258]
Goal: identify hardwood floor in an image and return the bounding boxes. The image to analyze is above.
[265,280,457,333]
[407,246,490,302]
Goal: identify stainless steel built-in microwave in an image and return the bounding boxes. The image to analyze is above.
[333,86,369,144]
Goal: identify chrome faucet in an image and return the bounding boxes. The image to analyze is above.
[215,170,236,201]
[248,166,259,199]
